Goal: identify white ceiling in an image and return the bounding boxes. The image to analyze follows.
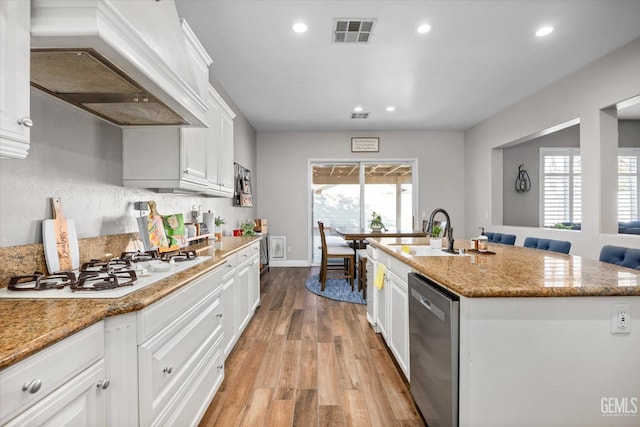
[174,0,640,132]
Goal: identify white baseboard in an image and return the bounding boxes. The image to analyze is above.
[269,260,311,267]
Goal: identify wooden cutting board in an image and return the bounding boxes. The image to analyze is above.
[42,197,80,273]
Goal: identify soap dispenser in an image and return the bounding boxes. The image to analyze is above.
[478,227,488,252]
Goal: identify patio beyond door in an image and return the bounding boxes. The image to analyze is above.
[311,161,416,263]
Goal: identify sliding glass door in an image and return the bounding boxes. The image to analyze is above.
[311,161,416,263]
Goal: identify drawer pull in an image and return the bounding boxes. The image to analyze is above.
[216,312,223,318]
[163,365,173,374]
[18,117,33,127]
[96,378,110,390]
[217,364,224,370]
[227,264,233,268]
[243,254,248,258]
[22,379,42,394]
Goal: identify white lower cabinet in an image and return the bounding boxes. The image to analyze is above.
[0,322,106,425]
[370,250,411,379]
[235,242,261,342]
[137,268,224,427]
[387,269,410,378]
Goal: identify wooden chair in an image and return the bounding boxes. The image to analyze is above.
[318,221,355,291]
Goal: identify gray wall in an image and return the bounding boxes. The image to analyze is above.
[465,37,640,258]
[0,83,257,247]
[256,131,465,265]
[619,120,640,147]
[502,124,580,227]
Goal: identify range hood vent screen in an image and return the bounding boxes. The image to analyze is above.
[334,19,375,43]
[31,49,186,126]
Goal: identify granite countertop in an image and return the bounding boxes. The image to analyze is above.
[369,237,640,298]
[0,236,262,371]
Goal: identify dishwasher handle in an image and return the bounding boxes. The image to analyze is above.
[411,288,446,322]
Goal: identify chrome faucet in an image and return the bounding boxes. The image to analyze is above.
[426,208,455,253]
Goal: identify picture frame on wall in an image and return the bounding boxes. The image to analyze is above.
[351,137,379,152]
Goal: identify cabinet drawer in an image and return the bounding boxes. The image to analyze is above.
[0,322,104,424]
[389,256,413,282]
[222,253,238,279]
[138,290,222,425]
[156,334,224,427]
[137,266,223,342]
[237,242,260,265]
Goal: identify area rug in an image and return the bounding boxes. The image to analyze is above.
[305,274,366,305]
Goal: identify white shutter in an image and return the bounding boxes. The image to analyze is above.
[618,150,639,222]
[541,149,581,227]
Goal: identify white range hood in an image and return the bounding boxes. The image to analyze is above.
[30,0,209,127]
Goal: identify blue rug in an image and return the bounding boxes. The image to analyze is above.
[305,274,366,305]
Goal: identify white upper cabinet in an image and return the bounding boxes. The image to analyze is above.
[205,85,236,197]
[0,0,31,159]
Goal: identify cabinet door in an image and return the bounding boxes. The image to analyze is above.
[0,0,31,159]
[221,275,237,358]
[249,255,260,312]
[181,127,208,185]
[376,266,389,341]
[5,361,107,427]
[388,270,410,378]
[236,262,251,334]
[218,111,234,192]
[205,93,222,189]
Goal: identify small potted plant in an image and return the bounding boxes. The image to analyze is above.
[240,220,256,236]
[430,224,443,249]
[213,216,226,241]
[369,211,386,232]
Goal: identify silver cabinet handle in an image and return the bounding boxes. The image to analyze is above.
[217,364,223,370]
[227,264,233,268]
[22,379,42,394]
[243,254,248,258]
[97,378,110,390]
[216,312,223,318]
[163,365,173,374]
[17,117,33,127]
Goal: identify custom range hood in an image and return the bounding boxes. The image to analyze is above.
[30,0,209,127]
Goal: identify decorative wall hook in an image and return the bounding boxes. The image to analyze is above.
[515,164,531,193]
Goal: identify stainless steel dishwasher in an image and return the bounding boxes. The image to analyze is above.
[408,272,460,427]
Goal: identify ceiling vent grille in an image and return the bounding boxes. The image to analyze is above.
[351,112,369,119]
[334,19,375,43]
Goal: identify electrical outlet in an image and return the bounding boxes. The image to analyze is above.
[287,246,292,253]
[611,303,631,334]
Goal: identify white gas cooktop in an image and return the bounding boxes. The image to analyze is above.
[0,256,211,299]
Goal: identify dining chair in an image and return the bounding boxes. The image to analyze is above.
[523,237,571,254]
[318,221,355,290]
[357,249,367,299]
[485,232,516,245]
[599,245,640,270]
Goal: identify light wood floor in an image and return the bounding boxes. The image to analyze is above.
[199,267,426,427]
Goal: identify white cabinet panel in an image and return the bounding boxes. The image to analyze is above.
[205,85,236,197]
[0,0,31,159]
[388,269,410,378]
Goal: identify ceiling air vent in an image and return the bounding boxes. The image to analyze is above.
[334,19,375,43]
[351,112,370,119]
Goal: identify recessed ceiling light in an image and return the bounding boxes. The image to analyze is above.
[293,22,307,33]
[535,26,554,37]
[386,106,396,112]
[417,24,431,34]
[353,106,363,112]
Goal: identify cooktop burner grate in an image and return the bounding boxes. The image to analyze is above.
[8,271,78,291]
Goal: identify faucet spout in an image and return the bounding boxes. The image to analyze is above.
[426,208,455,253]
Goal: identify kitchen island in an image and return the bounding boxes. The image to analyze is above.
[367,237,640,427]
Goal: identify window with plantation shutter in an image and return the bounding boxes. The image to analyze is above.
[618,149,640,222]
[540,148,581,227]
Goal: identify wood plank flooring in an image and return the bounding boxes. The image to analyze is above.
[199,267,426,427]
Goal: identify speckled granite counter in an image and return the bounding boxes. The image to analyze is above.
[0,236,261,370]
[369,237,640,297]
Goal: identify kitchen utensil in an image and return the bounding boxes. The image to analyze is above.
[137,216,153,251]
[147,201,169,250]
[42,197,80,273]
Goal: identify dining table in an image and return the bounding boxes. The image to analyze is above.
[334,227,428,255]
